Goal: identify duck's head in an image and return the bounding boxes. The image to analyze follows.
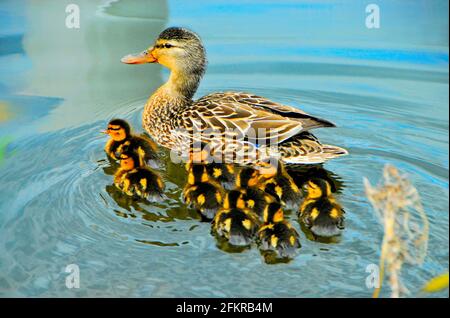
[236,167,260,188]
[119,151,139,171]
[223,190,246,210]
[103,119,130,142]
[305,178,332,199]
[263,202,284,223]
[121,27,206,78]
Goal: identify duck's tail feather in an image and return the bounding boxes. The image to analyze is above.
[282,144,348,165]
[321,144,349,159]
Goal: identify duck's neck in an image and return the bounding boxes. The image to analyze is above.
[144,66,204,132]
[152,67,203,104]
[167,68,203,100]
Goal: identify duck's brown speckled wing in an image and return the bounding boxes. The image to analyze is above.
[180,92,334,145]
[200,92,335,129]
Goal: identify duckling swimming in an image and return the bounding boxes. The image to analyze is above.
[212,190,260,246]
[258,202,301,259]
[258,161,302,210]
[185,159,236,190]
[298,178,345,237]
[104,119,159,168]
[183,163,224,220]
[205,162,236,190]
[114,150,165,201]
[286,164,344,195]
[236,167,276,218]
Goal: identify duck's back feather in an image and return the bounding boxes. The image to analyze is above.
[190,92,335,145]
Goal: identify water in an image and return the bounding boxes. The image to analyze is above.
[0,0,448,297]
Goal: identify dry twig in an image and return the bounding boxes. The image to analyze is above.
[364,165,429,298]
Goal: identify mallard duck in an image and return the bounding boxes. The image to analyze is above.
[121,27,347,165]
[257,161,302,210]
[235,167,276,218]
[114,151,165,201]
[103,119,159,168]
[212,190,260,246]
[298,178,345,237]
[183,163,224,220]
[258,202,301,259]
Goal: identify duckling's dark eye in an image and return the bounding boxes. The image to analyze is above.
[164,43,173,48]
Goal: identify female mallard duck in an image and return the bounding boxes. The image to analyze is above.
[258,202,301,259]
[235,167,276,218]
[121,27,347,165]
[298,178,345,237]
[212,190,260,246]
[114,150,165,201]
[183,163,224,220]
[257,161,302,210]
[103,119,159,168]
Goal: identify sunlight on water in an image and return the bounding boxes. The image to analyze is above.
[0,0,448,297]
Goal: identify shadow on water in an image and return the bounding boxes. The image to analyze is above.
[300,223,343,244]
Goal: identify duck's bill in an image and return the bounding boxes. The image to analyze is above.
[121,50,156,64]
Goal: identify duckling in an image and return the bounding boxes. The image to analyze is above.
[114,150,165,201]
[236,167,276,218]
[298,178,345,237]
[205,162,236,190]
[183,163,224,220]
[103,119,159,168]
[258,202,301,259]
[185,159,236,190]
[212,190,260,246]
[286,165,343,194]
[258,161,302,210]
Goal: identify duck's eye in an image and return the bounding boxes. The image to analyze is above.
[164,43,173,48]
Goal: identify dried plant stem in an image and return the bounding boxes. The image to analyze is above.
[365,165,429,298]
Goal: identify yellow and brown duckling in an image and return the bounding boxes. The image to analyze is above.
[114,150,165,201]
[298,178,345,237]
[258,161,302,210]
[286,165,344,195]
[212,190,260,246]
[185,158,236,191]
[236,167,276,218]
[204,162,236,190]
[183,163,224,220]
[103,119,159,168]
[257,202,301,259]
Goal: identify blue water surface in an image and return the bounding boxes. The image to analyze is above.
[0,0,448,297]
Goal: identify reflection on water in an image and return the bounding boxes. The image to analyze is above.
[0,0,448,297]
[21,0,168,131]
